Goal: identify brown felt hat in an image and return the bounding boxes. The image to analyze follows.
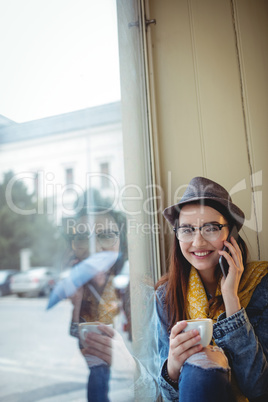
[163,176,245,231]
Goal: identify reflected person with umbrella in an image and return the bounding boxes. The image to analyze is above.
[67,206,127,402]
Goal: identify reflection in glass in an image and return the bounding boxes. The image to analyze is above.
[66,206,130,400]
[0,1,160,401]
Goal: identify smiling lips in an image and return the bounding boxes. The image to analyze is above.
[192,251,212,257]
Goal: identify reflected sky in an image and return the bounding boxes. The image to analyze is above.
[0,0,120,123]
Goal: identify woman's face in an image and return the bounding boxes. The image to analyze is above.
[72,213,120,260]
[178,204,229,275]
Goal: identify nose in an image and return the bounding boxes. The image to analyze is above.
[192,230,207,247]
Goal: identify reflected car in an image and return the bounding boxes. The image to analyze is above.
[0,270,19,297]
[10,267,57,297]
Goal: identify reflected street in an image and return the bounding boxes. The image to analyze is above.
[0,296,131,402]
[0,295,88,401]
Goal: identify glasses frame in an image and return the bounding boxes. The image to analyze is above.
[173,223,229,242]
[95,231,120,247]
[73,230,120,248]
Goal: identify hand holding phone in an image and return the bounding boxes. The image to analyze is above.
[219,225,239,278]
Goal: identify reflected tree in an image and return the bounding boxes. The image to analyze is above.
[0,171,65,271]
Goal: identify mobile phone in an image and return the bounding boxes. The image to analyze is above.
[219,225,239,278]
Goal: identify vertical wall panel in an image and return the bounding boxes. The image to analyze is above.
[148,0,268,260]
[233,0,268,259]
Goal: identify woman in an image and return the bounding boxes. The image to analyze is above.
[68,207,128,402]
[156,177,268,402]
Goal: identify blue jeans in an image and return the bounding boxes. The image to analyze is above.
[87,365,110,402]
[179,363,235,402]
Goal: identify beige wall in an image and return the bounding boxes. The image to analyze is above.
[147,0,268,263]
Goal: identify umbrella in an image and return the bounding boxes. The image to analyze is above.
[46,251,119,310]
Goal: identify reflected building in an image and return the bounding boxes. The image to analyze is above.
[0,102,124,224]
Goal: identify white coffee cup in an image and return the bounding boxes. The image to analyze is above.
[78,322,112,347]
[182,318,213,347]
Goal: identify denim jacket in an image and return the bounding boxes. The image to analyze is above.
[156,274,268,401]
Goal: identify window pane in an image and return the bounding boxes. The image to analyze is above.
[0,1,160,401]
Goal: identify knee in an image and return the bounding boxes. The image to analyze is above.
[184,346,229,370]
[180,362,229,387]
[179,363,234,402]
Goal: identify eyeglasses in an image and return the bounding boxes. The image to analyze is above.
[73,231,120,248]
[174,223,229,242]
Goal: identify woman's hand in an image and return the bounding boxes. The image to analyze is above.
[83,324,113,365]
[218,236,244,317]
[167,321,203,381]
[84,325,136,374]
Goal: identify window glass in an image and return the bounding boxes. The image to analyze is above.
[0,0,160,401]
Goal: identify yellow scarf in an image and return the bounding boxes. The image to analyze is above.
[186,261,268,321]
[186,261,268,401]
[81,275,119,324]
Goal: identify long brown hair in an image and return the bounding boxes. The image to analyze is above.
[155,202,248,331]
